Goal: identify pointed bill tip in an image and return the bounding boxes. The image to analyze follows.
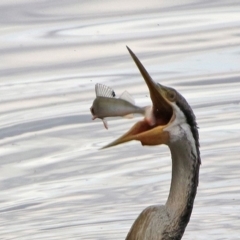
[100,142,115,150]
[127,47,153,82]
[126,46,137,62]
[100,122,169,150]
[99,136,130,150]
[126,45,131,52]
[126,47,159,98]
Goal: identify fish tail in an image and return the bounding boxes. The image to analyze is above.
[143,106,156,126]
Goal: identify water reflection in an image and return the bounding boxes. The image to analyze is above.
[0,0,240,239]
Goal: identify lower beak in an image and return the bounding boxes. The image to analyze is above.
[101,47,172,149]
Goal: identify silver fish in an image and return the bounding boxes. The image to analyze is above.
[90,83,151,129]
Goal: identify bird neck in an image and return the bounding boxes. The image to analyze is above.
[165,133,200,238]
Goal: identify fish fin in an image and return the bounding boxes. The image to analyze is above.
[119,91,135,104]
[123,113,134,119]
[102,119,108,129]
[95,83,116,98]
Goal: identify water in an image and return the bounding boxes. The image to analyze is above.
[0,0,240,239]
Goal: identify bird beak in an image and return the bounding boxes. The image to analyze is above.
[101,47,173,149]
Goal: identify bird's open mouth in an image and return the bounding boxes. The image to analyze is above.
[101,47,174,149]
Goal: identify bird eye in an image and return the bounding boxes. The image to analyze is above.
[166,90,176,102]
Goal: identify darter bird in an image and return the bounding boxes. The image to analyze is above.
[102,47,201,240]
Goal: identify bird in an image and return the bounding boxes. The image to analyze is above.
[102,47,201,240]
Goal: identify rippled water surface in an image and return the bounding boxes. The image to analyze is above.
[1,1,240,239]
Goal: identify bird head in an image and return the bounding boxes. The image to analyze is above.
[102,47,199,149]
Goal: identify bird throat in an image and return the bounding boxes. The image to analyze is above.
[164,133,200,239]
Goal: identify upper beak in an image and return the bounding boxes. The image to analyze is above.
[101,47,173,149]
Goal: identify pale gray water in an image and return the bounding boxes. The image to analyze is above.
[0,0,240,239]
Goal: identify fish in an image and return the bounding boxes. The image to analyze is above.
[90,83,152,129]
